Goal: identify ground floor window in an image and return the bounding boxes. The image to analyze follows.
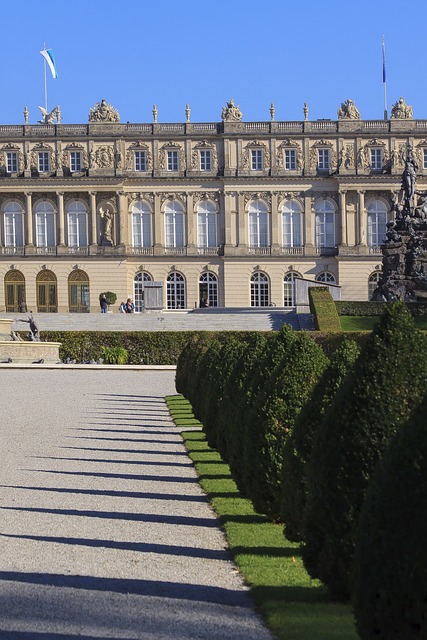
[368,271,381,300]
[316,271,336,284]
[199,272,218,307]
[283,272,301,307]
[134,271,152,312]
[68,269,90,313]
[37,269,58,313]
[251,272,270,307]
[167,272,185,309]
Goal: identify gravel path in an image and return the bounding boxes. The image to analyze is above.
[0,370,273,640]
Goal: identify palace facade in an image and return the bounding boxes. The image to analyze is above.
[0,97,424,313]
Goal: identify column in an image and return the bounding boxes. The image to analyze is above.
[116,191,126,249]
[271,192,279,250]
[57,191,65,246]
[304,194,315,251]
[339,190,347,246]
[358,190,366,245]
[237,192,247,250]
[89,191,98,249]
[186,193,195,253]
[25,192,33,248]
[153,193,162,254]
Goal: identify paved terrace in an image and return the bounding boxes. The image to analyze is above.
[1,308,314,333]
[0,369,273,639]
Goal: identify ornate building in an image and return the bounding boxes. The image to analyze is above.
[0,97,424,312]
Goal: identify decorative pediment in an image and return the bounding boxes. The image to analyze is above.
[125,142,153,171]
[276,140,303,170]
[158,142,186,170]
[243,191,272,207]
[127,192,155,207]
[240,141,270,169]
[159,192,187,207]
[88,99,120,123]
[2,143,20,150]
[191,142,218,171]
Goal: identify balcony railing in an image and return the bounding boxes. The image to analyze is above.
[164,246,187,255]
[66,246,89,255]
[315,246,339,256]
[248,246,272,256]
[131,246,155,256]
[34,246,57,255]
[197,247,220,256]
[368,245,383,254]
[0,246,25,255]
[280,246,304,255]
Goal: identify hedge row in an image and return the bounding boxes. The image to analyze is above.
[309,287,341,332]
[335,300,427,317]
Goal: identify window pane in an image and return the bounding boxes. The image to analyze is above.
[135,151,146,172]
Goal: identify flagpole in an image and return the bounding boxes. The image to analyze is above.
[43,43,48,113]
[382,36,388,120]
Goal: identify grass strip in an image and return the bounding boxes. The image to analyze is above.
[166,394,357,640]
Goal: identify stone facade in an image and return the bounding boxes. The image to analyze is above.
[0,100,426,312]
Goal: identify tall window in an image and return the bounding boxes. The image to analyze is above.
[370,148,383,170]
[167,150,179,171]
[284,272,301,307]
[4,202,24,247]
[248,200,269,248]
[165,201,185,248]
[199,272,218,307]
[423,148,427,170]
[6,151,18,173]
[134,271,152,312]
[251,272,270,307]
[67,201,87,247]
[316,272,336,283]
[38,152,50,173]
[200,150,212,171]
[132,201,152,248]
[368,272,381,300]
[251,149,263,170]
[318,148,330,170]
[134,150,146,172]
[282,200,302,247]
[5,269,26,312]
[35,201,55,247]
[284,149,297,170]
[315,200,335,248]
[68,269,90,313]
[197,201,217,248]
[167,272,185,309]
[367,200,387,247]
[70,151,82,172]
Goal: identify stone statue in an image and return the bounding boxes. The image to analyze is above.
[38,106,60,125]
[221,99,242,122]
[338,99,360,120]
[391,97,413,119]
[89,99,120,123]
[401,147,418,208]
[19,314,40,341]
[100,207,113,245]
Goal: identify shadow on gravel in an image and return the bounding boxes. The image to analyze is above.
[27,469,199,483]
[30,456,194,468]
[62,445,190,455]
[0,570,252,606]
[0,633,137,640]
[0,485,208,502]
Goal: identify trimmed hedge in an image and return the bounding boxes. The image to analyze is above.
[352,392,427,639]
[281,339,361,542]
[309,287,341,332]
[336,300,427,317]
[303,302,427,600]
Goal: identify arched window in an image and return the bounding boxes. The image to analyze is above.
[132,201,152,248]
[316,271,336,284]
[4,269,25,312]
[67,201,88,248]
[4,202,24,248]
[164,201,185,248]
[36,269,57,312]
[68,269,90,313]
[133,271,152,312]
[167,272,186,309]
[315,200,335,248]
[197,201,217,248]
[199,272,218,307]
[283,271,302,307]
[367,200,387,247]
[368,271,381,300]
[251,272,270,307]
[282,200,302,247]
[248,200,269,248]
[35,201,55,247]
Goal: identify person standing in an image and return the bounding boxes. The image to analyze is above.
[124,298,135,313]
[100,294,108,314]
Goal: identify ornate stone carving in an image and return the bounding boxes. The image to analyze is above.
[337,99,360,120]
[221,99,242,122]
[276,140,303,170]
[159,142,186,171]
[191,141,218,171]
[38,105,60,125]
[64,193,89,205]
[243,192,272,207]
[30,142,55,171]
[309,140,336,171]
[357,145,370,169]
[159,192,187,207]
[127,192,155,207]
[390,97,413,119]
[125,142,153,171]
[90,146,114,169]
[89,99,120,123]
[339,143,355,169]
[61,143,89,170]
[240,141,270,169]
[276,192,304,208]
[192,191,220,205]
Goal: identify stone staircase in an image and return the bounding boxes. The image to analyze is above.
[1,308,314,333]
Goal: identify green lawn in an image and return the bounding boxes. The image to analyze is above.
[166,394,358,640]
[340,315,427,331]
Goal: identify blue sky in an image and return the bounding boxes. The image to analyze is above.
[2,0,426,125]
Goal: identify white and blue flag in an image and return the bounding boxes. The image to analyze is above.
[40,49,58,79]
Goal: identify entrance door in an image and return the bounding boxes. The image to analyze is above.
[69,270,90,313]
[4,270,26,312]
[37,270,58,313]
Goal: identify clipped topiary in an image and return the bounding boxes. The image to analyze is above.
[244,324,329,519]
[352,392,427,639]
[303,302,427,600]
[281,339,360,542]
[175,333,214,410]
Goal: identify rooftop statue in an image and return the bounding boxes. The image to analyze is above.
[89,99,120,123]
[337,99,360,120]
[38,105,60,125]
[221,99,242,122]
[391,97,413,119]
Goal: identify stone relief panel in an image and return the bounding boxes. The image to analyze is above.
[1,143,24,172]
[191,141,218,171]
[64,193,90,206]
[90,145,114,169]
[125,142,153,171]
[159,192,187,208]
[159,141,186,171]
[415,140,427,169]
[357,138,389,171]
[242,192,272,207]
[339,143,355,170]
[88,99,120,123]
[127,192,155,207]
[240,141,270,169]
[190,191,220,206]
